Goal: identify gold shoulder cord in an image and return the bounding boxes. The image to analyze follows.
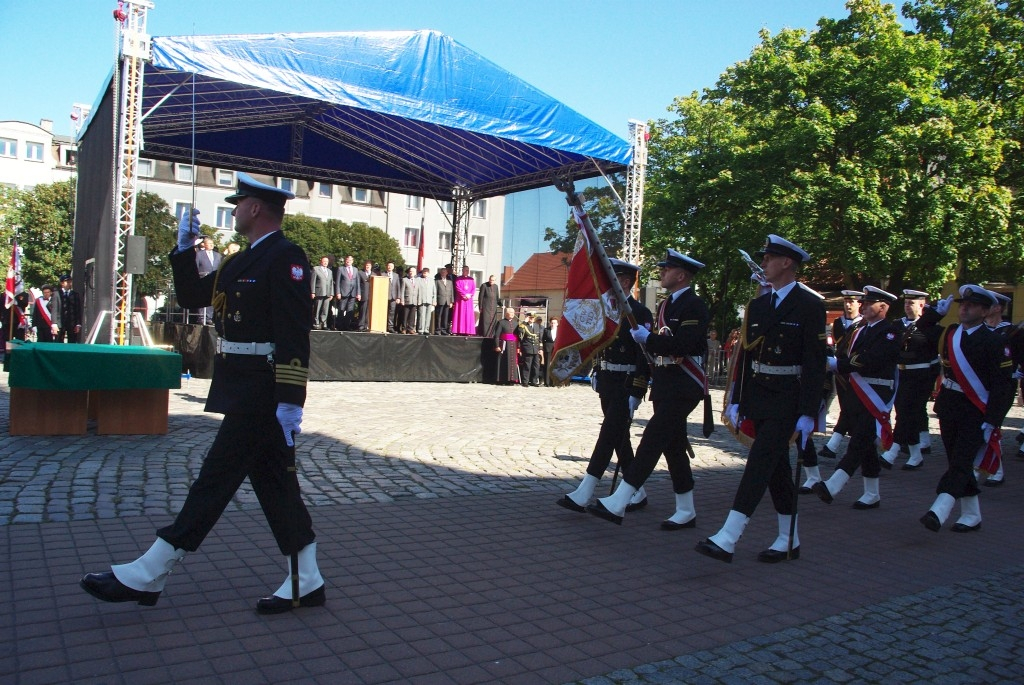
[209,250,242,324]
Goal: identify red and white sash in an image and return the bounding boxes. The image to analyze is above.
[35,298,52,327]
[848,372,896,451]
[947,326,1001,474]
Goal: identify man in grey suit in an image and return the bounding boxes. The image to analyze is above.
[435,266,454,335]
[310,256,334,330]
[416,268,437,334]
[195,237,223,324]
[385,261,402,333]
[334,255,359,331]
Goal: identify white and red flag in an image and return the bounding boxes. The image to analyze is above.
[548,207,622,385]
[4,241,26,328]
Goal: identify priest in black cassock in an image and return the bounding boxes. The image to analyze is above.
[493,306,520,385]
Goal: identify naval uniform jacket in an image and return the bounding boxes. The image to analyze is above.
[595,297,653,400]
[835,318,900,418]
[170,231,311,414]
[733,285,827,421]
[644,287,710,404]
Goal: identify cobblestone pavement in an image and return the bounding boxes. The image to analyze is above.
[2,373,1023,684]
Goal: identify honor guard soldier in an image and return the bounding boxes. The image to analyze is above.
[587,250,709,529]
[81,173,326,614]
[812,286,900,510]
[819,290,864,460]
[981,290,1015,486]
[917,286,1014,532]
[879,290,943,470]
[697,235,826,563]
[559,259,653,513]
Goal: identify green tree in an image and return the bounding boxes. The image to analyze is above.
[544,180,626,263]
[0,180,75,287]
[251,214,402,269]
[132,191,178,297]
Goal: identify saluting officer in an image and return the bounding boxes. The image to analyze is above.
[819,290,864,460]
[812,286,900,510]
[81,173,326,614]
[879,289,942,470]
[696,235,826,563]
[559,259,653,513]
[587,250,709,529]
[917,286,1014,532]
[980,290,1015,487]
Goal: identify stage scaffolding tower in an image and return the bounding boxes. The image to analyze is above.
[622,119,648,266]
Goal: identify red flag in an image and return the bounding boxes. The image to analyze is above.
[4,241,26,327]
[416,216,425,272]
[548,207,622,385]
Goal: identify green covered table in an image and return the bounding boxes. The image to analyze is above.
[8,342,182,435]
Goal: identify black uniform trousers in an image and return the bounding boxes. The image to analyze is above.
[835,401,883,479]
[891,369,937,445]
[833,380,854,436]
[622,396,699,494]
[518,353,540,386]
[732,417,797,517]
[157,412,315,556]
[585,374,634,479]
[935,391,983,499]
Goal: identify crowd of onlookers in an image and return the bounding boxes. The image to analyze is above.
[2,274,83,350]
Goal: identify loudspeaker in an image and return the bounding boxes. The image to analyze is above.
[125,235,148,275]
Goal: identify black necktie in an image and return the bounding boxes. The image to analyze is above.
[771,292,778,309]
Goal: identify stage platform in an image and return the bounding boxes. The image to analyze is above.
[151,323,492,382]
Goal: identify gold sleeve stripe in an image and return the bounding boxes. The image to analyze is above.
[275,360,309,387]
[679,320,698,326]
[818,333,827,340]
[1000,360,1013,368]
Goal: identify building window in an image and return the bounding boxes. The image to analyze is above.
[470,235,485,255]
[216,206,234,230]
[137,159,154,177]
[64,150,77,166]
[319,183,333,198]
[404,227,420,248]
[470,270,483,285]
[471,199,488,219]
[175,164,194,183]
[0,138,15,158]
[216,169,234,187]
[25,142,44,162]
[405,195,422,210]
[279,178,294,194]
[440,200,454,214]
[437,231,452,251]
[352,187,369,203]
[174,202,192,222]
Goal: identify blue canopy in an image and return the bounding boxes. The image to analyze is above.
[134,30,630,199]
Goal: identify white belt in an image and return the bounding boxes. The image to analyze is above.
[899,361,937,370]
[861,376,895,389]
[217,339,275,356]
[652,357,681,367]
[751,361,802,376]
[600,362,636,372]
[942,377,963,393]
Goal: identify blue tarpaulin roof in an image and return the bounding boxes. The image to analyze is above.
[131,30,630,199]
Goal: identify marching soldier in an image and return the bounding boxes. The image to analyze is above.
[879,290,942,470]
[696,235,826,563]
[812,286,900,509]
[981,291,1015,486]
[558,259,653,513]
[917,286,1014,532]
[80,174,326,614]
[587,249,709,529]
[819,290,864,460]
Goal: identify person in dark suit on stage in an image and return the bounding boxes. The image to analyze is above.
[435,266,454,335]
[57,274,83,343]
[334,255,359,331]
[32,284,61,342]
[587,249,709,528]
[80,173,325,614]
[541,316,558,386]
[357,260,374,330]
[811,286,900,510]
[696,235,826,563]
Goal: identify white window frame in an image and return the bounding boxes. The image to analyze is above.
[0,138,17,158]
[352,187,370,204]
[279,177,294,194]
[137,159,154,177]
[174,202,192,222]
[470,235,485,255]
[216,169,235,187]
[437,231,452,251]
[215,205,235,230]
[319,182,333,198]
[404,226,420,248]
[25,141,44,162]
[405,195,422,210]
[471,199,488,219]
[440,200,454,214]
[175,163,194,183]
[470,270,484,286]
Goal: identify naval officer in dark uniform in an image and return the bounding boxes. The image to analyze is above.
[558,259,652,513]
[918,286,1014,531]
[696,235,826,563]
[819,290,864,460]
[587,250,709,529]
[81,173,325,614]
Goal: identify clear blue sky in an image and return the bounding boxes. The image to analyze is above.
[1,0,864,268]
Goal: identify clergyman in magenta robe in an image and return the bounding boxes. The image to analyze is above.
[451,267,477,335]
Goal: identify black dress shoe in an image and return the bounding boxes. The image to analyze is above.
[757,547,799,563]
[798,485,815,494]
[556,495,586,513]
[951,521,982,533]
[811,481,834,504]
[256,585,326,614]
[80,571,160,606]
[818,446,837,459]
[878,457,893,470]
[901,462,923,471]
[660,518,696,531]
[920,511,941,532]
[586,500,624,525]
[694,538,732,563]
[983,479,1004,488]
[852,500,880,510]
[625,496,648,512]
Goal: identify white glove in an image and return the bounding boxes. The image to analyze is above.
[177,208,201,252]
[276,402,303,447]
[630,325,650,344]
[628,395,642,413]
[827,356,838,372]
[590,372,599,392]
[981,422,995,444]
[795,415,815,448]
[934,294,954,316]
[725,404,739,427]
